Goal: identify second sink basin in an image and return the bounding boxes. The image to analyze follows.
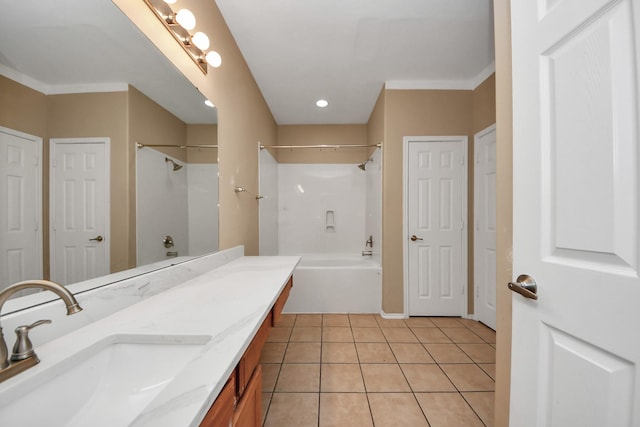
[0,333,211,426]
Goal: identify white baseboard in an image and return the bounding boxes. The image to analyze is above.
[379,310,408,319]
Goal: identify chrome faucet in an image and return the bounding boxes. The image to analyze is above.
[0,280,83,382]
[365,235,373,248]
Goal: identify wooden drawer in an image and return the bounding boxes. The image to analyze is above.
[237,315,271,396]
[233,365,262,427]
[200,372,236,427]
[272,276,293,326]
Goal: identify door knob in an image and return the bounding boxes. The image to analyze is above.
[89,235,103,242]
[508,274,538,300]
[410,235,423,241]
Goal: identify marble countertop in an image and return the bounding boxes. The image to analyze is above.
[0,255,300,427]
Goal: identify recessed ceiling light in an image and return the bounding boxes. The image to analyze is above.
[205,100,215,108]
[316,99,328,108]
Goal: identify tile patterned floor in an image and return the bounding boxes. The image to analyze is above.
[260,314,495,427]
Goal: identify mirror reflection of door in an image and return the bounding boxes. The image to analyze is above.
[50,138,109,285]
[0,127,42,292]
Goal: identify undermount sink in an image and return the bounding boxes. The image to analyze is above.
[0,333,211,426]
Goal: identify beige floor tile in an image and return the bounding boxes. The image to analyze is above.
[375,315,409,328]
[440,364,495,391]
[441,327,485,343]
[423,343,473,363]
[352,327,386,343]
[400,364,457,392]
[367,393,429,427]
[260,342,287,363]
[267,326,292,342]
[319,393,373,427]
[275,364,321,392]
[320,364,365,392]
[404,317,437,327]
[323,314,350,326]
[462,391,495,426]
[361,364,411,392]
[295,313,323,326]
[262,363,281,392]
[472,327,497,343]
[382,327,419,343]
[479,363,496,380]
[275,313,296,327]
[290,326,322,342]
[389,343,435,364]
[457,318,484,328]
[262,392,272,426]
[355,342,397,363]
[458,343,496,363]
[264,392,319,427]
[412,328,453,344]
[322,326,354,342]
[415,392,484,427]
[284,342,322,363]
[322,342,359,363]
[349,314,379,327]
[429,317,465,327]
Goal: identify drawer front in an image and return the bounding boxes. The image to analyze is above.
[233,365,263,427]
[237,316,271,396]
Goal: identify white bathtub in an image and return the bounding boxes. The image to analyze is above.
[283,254,382,313]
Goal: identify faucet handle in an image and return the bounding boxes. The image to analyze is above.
[10,319,51,362]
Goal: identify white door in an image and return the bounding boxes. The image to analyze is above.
[0,127,42,290]
[50,138,109,285]
[474,125,496,329]
[406,137,467,316]
[511,1,640,425]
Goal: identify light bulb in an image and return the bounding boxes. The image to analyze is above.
[163,0,177,3]
[316,99,329,108]
[192,32,210,50]
[206,51,222,68]
[176,9,196,30]
[205,100,215,108]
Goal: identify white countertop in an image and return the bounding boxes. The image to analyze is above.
[0,255,300,427]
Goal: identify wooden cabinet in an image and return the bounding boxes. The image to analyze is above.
[200,276,292,427]
[233,365,262,427]
[272,276,292,326]
[200,374,236,427]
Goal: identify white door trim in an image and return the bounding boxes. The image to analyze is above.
[50,137,110,281]
[0,126,43,282]
[403,135,468,317]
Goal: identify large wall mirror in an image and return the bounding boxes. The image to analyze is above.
[0,0,219,303]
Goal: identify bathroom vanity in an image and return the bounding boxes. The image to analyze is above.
[0,249,299,427]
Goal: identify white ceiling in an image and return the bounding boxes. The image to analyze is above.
[215,0,494,124]
[0,0,216,124]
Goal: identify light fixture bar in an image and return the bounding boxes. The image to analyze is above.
[143,0,208,74]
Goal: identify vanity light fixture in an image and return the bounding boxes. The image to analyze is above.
[144,0,222,74]
[316,99,329,108]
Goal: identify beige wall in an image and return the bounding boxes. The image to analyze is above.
[47,91,130,275]
[494,0,513,425]
[381,89,473,313]
[115,0,276,257]
[187,125,218,164]
[276,124,368,163]
[0,75,47,137]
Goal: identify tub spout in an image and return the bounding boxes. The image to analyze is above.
[362,250,373,256]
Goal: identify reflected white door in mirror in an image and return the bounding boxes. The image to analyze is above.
[50,138,110,285]
[0,127,43,293]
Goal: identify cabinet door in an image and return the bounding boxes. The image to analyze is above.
[200,373,236,427]
[233,365,263,427]
[238,316,271,396]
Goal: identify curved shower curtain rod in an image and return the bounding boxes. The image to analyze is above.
[136,142,218,149]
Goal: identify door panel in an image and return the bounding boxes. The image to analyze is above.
[51,139,109,285]
[407,138,466,316]
[0,128,42,290]
[511,0,640,425]
[474,125,496,329]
